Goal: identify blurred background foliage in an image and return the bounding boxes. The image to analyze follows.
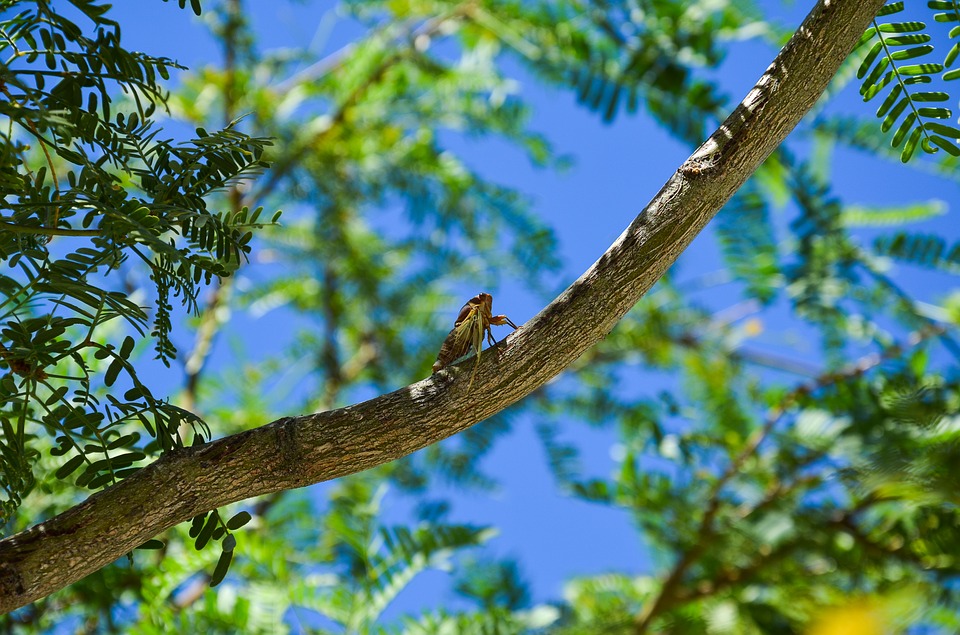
[2,0,960,632]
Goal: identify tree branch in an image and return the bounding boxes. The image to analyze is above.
[0,0,885,614]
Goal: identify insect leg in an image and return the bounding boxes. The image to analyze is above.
[490,314,519,330]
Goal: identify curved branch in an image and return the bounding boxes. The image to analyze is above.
[0,0,885,614]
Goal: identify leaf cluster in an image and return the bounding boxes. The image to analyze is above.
[0,0,278,529]
[856,1,960,161]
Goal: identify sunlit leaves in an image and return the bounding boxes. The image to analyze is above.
[0,0,276,525]
[857,3,960,161]
[929,0,960,79]
[874,232,960,273]
[840,199,947,226]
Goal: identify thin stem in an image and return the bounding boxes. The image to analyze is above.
[0,220,101,237]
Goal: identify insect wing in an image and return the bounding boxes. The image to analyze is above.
[430,292,519,382]
[432,307,480,372]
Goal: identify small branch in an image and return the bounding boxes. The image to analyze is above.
[244,50,403,207]
[180,0,245,421]
[272,14,401,94]
[732,348,821,377]
[673,538,802,603]
[828,513,929,571]
[1,82,61,227]
[0,220,101,237]
[181,280,233,415]
[633,494,722,631]
[320,264,344,409]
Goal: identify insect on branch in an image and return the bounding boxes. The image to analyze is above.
[432,292,519,389]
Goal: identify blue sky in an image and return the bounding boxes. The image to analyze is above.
[106,0,959,622]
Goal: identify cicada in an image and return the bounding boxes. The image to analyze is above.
[432,292,519,388]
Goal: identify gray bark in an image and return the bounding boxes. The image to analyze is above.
[0,0,885,614]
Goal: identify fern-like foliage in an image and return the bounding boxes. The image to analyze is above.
[857,2,960,162]
[930,0,960,80]
[813,115,960,180]
[561,0,743,129]
[715,186,781,305]
[278,476,505,633]
[874,231,960,273]
[840,198,947,226]
[0,0,278,530]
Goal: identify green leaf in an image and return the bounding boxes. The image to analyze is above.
[877,84,903,117]
[226,511,252,530]
[923,121,960,139]
[916,107,951,118]
[136,539,164,550]
[107,433,140,450]
[210,549,232,587]
[104,358,124,387]
[119,335,135,359]
[55,454,85,480]
[861,57,891,94]
[123,386,145,400]
[892,112,917,147]
[884,34,931,46]
[899,63,944,76]
[858,27,878,48]
[44,386,69,406]
[946,42,960,68]
[881,96,909,132]
[195,513,217,550]
[878,21,926,34]
[901,125,924,162]
[862,71,895,101]
[189,513,207,538]
[858,41,885,79]
[929,135,960,156]
[911,91,949,101]
[878,1,905,16]
[841,200,946,227]
[890,45,934,61]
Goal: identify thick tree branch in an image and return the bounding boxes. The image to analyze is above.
[0,0,884,614]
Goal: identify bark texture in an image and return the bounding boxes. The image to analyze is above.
[0,0,885,614]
